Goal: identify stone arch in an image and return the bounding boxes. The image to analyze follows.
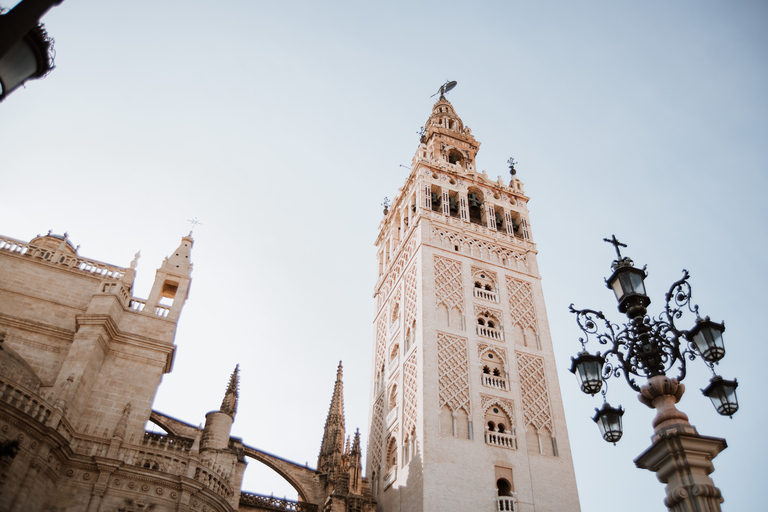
[241,445,318,504]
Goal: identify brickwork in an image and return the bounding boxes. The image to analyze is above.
[368,97,580,512]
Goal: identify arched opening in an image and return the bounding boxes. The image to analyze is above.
[497,478,513,496]
[430,184,442,212]
[447,148,463,166]
[240,457,300,503]
[476,311,503,341]
[480,350,507,390]
[467,187,485,225]
[448,190,460,218]
[484,405,516,449]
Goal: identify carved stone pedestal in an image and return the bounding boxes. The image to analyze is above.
[635,431,726,512]
[634,375,727,511]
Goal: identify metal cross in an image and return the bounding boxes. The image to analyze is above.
[603,234,627,259]
[187,217,203,233]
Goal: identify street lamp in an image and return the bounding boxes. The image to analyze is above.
[0,0,62,102]
[569,235,738,511]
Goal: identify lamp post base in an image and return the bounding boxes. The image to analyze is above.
[635,430,726,512]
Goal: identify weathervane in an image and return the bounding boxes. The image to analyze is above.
[187,217,202,234]
[507,157,518,177]
[430,80,457,98]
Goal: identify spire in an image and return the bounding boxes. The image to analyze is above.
[351,428,361,455]
[220,365,239,417]
[160,233,194,277]
[317,361,346,479]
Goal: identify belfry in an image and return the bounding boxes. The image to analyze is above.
[367,94,581,511]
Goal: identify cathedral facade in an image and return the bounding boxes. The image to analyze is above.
[0,97,579,512]
[0,232,373,512]
[366,96,580,511]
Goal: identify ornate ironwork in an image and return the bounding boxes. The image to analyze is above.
[569,268,713,392]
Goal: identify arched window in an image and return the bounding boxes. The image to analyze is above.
[448,148,463,166]
[467,187,485,225]
[496,478,516,511]
[472,271,498,302]
[484,405,516,450]
[480,350,507,390]
[476,312,503,341]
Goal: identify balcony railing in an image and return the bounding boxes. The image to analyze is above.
[239,492,318,512]
[388,356,400,376]
[477,325,504,341]
[389,318,400,338]
[485,429,517,450]
[496,496,517,511]
[384,467,397,489]
[482,374,508,391]
[386,407,398,428]
[473,288,498,302]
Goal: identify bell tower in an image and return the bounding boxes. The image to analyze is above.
[367,94,581,512]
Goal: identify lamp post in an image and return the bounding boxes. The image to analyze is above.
[569,236,738,511]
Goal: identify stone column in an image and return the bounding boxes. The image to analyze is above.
[634,375,727,512]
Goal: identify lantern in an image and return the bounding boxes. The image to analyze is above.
[592,402,624,444]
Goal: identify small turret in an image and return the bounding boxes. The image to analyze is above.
[145,234,194,321]
[201,365,239,451]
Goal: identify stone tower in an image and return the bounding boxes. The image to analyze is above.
[366,96,581,512]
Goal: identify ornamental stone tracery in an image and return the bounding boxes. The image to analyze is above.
[506,276,537,333]
[402,354,418,436]
[431,227,529,269]
[437,332,470,414]
[404,264,418,329]
[434,256,463,313]
[516,352,553,433]
[369,395,385,473]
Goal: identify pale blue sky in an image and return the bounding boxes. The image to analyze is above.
[2,1,766,510]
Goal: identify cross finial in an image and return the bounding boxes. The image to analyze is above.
[603,234,627,259]
[187,217,202,233]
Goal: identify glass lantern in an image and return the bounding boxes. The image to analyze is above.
[569,351,605,395]
[702,376,739,418]
[592,402,625,444]
[689,318,726,363]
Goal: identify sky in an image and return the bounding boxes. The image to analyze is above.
[2,1,766,510]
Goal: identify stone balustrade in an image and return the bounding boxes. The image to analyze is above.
[0,235,126,279]
[477,325,504,341]
[496,496,517,511]
[485,429,517,450]
[0,379,52,424]
[195,462,232,497]
[127,297,171,318]
[142,431,194,451]
[473,288,498,302]
[482,374,508,391]
[239,492,318,512]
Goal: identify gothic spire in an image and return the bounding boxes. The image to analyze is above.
[317,361,346,477]
[220,365,239,418]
